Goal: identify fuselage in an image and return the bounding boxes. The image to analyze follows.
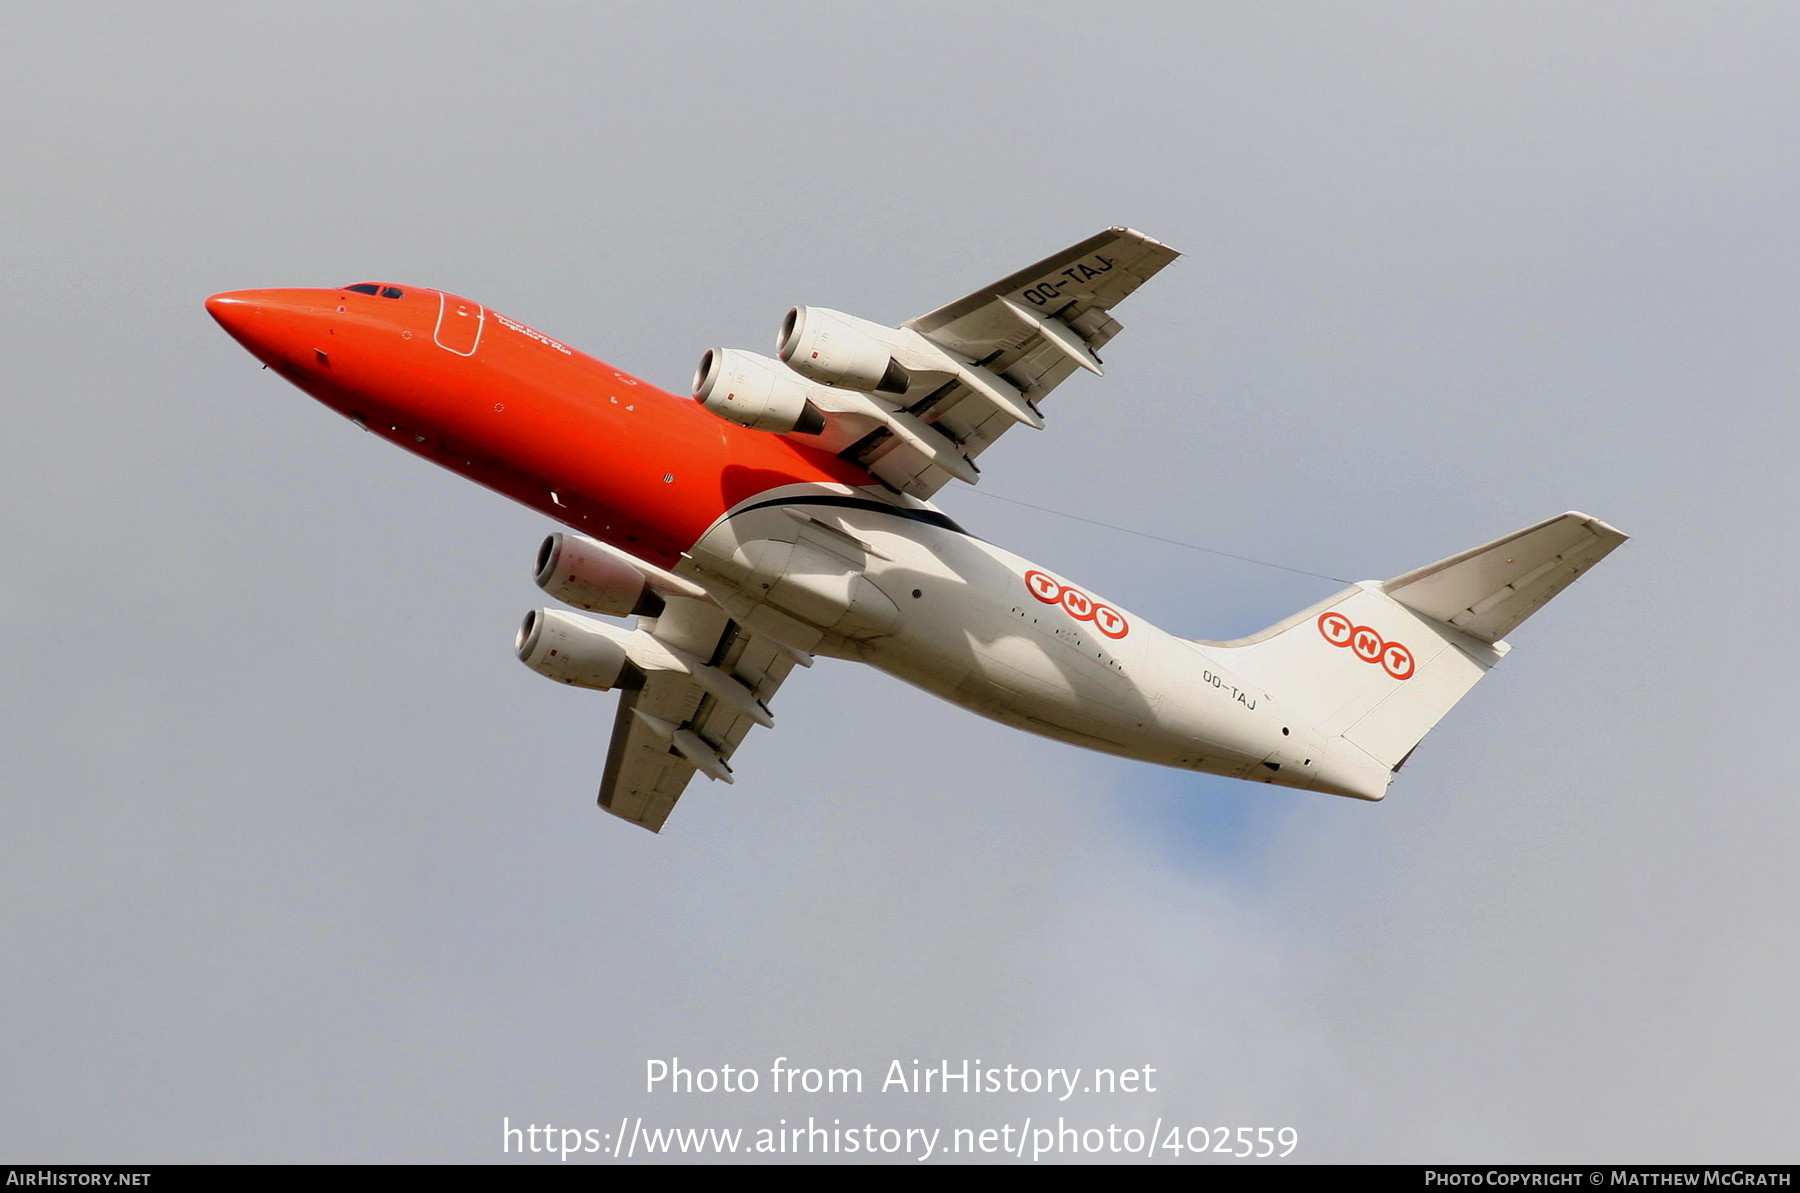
[206,283,1380,799]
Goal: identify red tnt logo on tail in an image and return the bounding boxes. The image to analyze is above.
[1317,612,1414,680]
[1023,570,1129,639]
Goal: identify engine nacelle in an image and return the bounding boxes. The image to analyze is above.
[777,306,911,394]
[515,608,643,691]
[534,533,662,618]
[692,348,826,435]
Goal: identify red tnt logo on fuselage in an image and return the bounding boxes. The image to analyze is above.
[1024,570,1129,639]
[1317,611,1414,680]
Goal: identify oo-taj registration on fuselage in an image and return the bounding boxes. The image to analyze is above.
[207,229,1626,832]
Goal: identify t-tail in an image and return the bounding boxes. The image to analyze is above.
[1209,511,1628,800]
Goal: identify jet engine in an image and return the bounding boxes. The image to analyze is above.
[692,348,826,435]
[534,532,663,618]
[776,306,912,394]
[515,608,643,690]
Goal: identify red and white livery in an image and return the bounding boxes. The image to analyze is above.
[207,231,1627,832]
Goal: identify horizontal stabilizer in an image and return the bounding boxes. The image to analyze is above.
[1381,511,1627,644]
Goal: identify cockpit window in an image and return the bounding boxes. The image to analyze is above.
[342,282,405,299]
[345,283,380,295]
[380,286,403,299]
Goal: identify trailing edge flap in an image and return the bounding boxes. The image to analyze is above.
[870,227,1179,499]
[596,596,810,833]
[1381,511,1628,644]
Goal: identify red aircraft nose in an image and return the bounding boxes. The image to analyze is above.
[206,288,332,368]
[206,288,302,336]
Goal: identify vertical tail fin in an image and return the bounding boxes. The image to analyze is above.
[1213,512,1627,787]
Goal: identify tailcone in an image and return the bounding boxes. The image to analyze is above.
[1306,736,1394,801]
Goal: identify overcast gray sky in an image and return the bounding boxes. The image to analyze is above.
[3,0,1797,1164]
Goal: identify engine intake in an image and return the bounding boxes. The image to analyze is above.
[777,306,911,394]
[534,533,663,618]
[515,608,644,691]
[692,348,826,435]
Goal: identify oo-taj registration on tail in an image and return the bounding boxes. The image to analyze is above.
[207,229,1626,832]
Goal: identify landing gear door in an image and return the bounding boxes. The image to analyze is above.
[433,291,484,356]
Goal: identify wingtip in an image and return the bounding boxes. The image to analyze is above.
[1106,226,1178,255]
[1564,510,1630,543]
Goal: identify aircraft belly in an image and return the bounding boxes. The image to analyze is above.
[691,496,1349,781]
[853,531,1164,747]
[689,502,903,643]
[771,542,900,638]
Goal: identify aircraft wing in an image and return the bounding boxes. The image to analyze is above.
[855,227,1180,497]
[598,593,809,832]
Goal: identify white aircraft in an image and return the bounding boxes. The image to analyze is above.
[209,228,1626,831]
